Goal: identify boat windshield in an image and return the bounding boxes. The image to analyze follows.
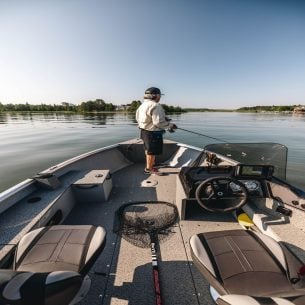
[204,143,288,180]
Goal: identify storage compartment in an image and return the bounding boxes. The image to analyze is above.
[72,170,112,203]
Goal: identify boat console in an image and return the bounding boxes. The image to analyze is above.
[177,164,274,219]
[179,164,273,196]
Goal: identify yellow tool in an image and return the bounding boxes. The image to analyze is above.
[238,213,254,229]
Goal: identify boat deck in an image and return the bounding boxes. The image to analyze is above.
[65,163,242,305]
[2,140,305,305]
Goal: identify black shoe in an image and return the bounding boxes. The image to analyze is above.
[144,168,151,174]
[144,168,164,176]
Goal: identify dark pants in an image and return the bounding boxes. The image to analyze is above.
[140,129,164,155]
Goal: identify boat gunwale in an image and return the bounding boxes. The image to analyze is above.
[0,179,34,206]
[0,143,120,203]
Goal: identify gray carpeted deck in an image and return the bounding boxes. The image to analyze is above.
[64,163,242,305]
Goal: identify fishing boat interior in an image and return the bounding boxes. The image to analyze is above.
[1,139,305,305]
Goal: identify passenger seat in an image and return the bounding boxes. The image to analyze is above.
[0,270,83,305]
[0,225,106,305]
[14,225,106,275]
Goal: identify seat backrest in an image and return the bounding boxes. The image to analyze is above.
[217,294,299,305]
[0,269,82,305]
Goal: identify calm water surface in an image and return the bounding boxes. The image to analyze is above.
[1,112,305,192]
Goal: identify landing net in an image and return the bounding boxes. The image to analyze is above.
[114,201,179,248]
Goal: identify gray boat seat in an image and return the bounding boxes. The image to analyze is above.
[190,230,305,300]
[216,294,305,305]
[14,225,106,276]
[0,269,82,305]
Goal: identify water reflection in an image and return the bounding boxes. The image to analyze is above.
[292,113,305,120]
[0,112,180,125]
[0,113,9,123]
[83,113,111,125]
[0,112,130,125]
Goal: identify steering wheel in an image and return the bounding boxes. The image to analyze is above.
[195,177,248,213]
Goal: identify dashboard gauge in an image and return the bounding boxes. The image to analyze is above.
[244,181,259,191]
[230,180,260,192]
[229,182,242,192]
[205,185,213,196]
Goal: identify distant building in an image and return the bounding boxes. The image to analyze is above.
[293,106,305,114]
[116,104,131,111]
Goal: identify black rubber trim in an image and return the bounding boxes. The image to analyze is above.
[253,296,278,305]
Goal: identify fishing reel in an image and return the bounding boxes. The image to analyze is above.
[167,123,177,133]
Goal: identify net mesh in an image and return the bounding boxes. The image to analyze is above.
[114,201,179,248]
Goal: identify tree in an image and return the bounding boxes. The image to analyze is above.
[128,100,141,112]
[105,103,115,111]
[161,104,185,114]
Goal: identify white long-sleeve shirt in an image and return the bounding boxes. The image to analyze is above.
[136,99,171,131]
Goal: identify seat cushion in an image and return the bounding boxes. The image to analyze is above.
[14,225,106,275]
[0,269,82,305]
[190,230,304,297]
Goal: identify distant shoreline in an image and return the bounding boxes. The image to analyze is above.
[0,109,298,114]
[0,102,301,114]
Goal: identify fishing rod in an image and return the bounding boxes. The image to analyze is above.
[176,127,229,143]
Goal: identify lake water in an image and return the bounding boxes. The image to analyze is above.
[1,112,305,192]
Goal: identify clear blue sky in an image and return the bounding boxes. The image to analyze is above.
[0,0,304,108]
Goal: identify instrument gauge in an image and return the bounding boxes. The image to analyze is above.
[244,181,259,191]
[229,182,242,192]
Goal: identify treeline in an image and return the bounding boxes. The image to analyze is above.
[0,102,78,112]
[79,99,115,112]
[0,100,115,112]
[162,104,186,113]
[183,108,233,112]
[237,105,295,112]
[0,100,186,113]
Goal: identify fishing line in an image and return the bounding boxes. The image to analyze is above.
[177,127,229,143]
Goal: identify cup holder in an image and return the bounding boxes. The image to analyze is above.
[27,196,42,203]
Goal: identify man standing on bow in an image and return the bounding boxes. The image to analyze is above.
[136,87,177,175]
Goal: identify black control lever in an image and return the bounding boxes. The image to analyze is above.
[276,205,292,217]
